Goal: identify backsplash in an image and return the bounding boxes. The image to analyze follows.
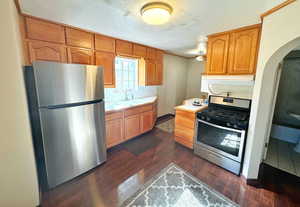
[104,86,158,103]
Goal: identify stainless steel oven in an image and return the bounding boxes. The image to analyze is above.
[195,120,246,162]
[194,95,251,175]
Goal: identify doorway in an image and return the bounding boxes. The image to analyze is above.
[264,49,300,177]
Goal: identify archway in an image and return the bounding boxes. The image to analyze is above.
[243,36,300,179]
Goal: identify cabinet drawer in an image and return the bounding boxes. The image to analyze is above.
[124,104,152,117]
[175,111,195,129]
[174,136,193,149]
[174,126,194,141]
[105,111,123,121]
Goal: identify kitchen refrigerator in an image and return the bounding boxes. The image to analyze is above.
[24,61,106,190]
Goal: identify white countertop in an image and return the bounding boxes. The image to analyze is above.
[105,96,157,112]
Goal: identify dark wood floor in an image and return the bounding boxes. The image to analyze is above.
[41,126,300,207]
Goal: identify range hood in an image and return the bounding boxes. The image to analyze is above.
[201,75,255,86]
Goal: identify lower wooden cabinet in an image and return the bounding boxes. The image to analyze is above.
[105,101,157,148]
[67,47,94,65]
[28,40,67,63]
[124,114,141,140]
[105,118,123,148]
[140,111,153,133]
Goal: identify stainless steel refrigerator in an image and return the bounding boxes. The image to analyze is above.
[24,61,106,190]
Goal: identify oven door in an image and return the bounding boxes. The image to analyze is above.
[195,119,246,162]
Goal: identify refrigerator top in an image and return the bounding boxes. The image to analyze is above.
[32,61,104,107]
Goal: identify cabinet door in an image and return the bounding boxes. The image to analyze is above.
[95,35,115,53]
[140,111,153,133]
[106,118,123,148]
[95,51,115,87]
[65,27,94,49]
[147,47,156,60]
[133,44,147,58]
[146,59,157,85]
[116,40,133,56]
[156,50,164,63]
[206,34,229,75]
[67,47,94,65]
[25,17,65,44]
[228,26,260,74]
[156,62,163,85]
[124,114,140,140]
[28,40,67,63]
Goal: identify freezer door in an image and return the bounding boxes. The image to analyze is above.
[39,101,106,188]
[33,61,104,107]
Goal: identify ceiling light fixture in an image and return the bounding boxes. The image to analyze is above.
[141,2,173,25]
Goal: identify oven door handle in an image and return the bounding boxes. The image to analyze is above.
[197,119,245,133]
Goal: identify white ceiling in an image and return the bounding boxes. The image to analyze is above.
[19,0,283,57]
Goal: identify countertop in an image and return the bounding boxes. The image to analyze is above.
[105,96,157,112]
[174,98,208,113]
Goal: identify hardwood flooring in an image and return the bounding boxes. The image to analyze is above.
[41,127,300,207]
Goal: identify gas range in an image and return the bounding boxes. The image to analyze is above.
[194,95,252,175]
[197,107,250,130]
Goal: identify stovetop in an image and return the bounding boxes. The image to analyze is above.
[197,106,250,130]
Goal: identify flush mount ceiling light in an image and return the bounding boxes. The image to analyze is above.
[141,2,173,25]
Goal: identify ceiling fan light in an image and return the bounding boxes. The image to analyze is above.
[141,2,173,25]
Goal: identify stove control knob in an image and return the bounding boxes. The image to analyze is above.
[226,123,231,127]
[206,117,211,121]
[201,116,205,120]
[233,124,238,128]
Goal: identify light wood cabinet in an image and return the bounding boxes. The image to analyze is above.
[124,114,141,140]
[106,118,124,148]
[146,47,156,60]
[28,40,67,63]
[133,44,147,58]
[228,27,260,75]
[174,106,207,149]
[139,59,163,86]
[105,101,157,148]
[67,47,94,65]
[95,51,115,87]
[205,24,261,75]
[25,17,65,44]
[95,35,115,53]
[65,27,94,49]
[116,40,133,56]
[140,111,154,133]
[206,33,229,75]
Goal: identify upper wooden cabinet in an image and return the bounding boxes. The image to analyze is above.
[206,33,229,75]
[25,17,65,44]
[65,27,94,49]
[133,44,147,58]
[67,47,94,65]
[205,24,261,75]
[95,35,115,53]
[95,51,115,87]
[228,26,260,75]
[116,40,133,56]
[146,47,156,60]
[28,40,67,63]
[156,50,164,63]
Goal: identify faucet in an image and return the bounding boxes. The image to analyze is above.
[125,89,134,100]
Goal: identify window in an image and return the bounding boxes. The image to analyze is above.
[115,57,138,91]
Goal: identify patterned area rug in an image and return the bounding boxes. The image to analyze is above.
[156,119,175,133]
[121,163,239,207]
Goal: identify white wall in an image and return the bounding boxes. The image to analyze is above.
[242,0,300,179]
[157,54,188,116]
[0,1,40,206]
[185,59,204,99]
